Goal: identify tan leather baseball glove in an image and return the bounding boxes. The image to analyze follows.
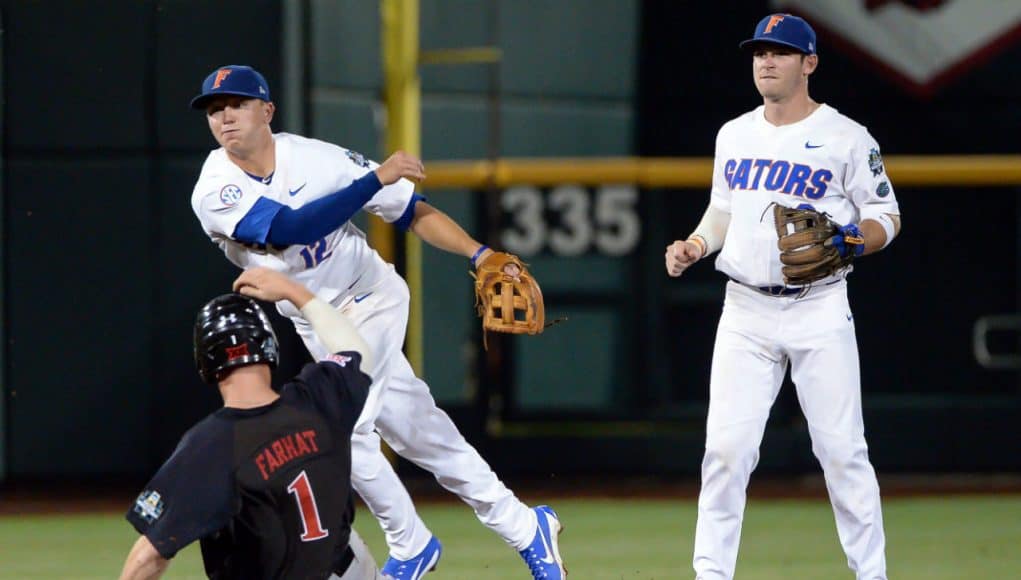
[472,251,545,345]
[773,204,864,286]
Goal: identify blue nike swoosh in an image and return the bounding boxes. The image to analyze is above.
[354,292,372,303]
[288,183,307,196]
[805,142,824,149]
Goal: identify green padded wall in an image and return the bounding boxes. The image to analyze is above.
[309,1,638,407]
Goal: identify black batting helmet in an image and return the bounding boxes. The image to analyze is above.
[194,293,280,384]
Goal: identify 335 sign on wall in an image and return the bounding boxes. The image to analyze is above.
[499,184,641,257]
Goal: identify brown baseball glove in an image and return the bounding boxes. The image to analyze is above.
[472,251,545,345]
[773,204,864,286]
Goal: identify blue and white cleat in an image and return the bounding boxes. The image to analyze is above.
[519,505,566,579]
[381,536,442,580]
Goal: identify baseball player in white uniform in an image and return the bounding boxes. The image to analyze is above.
[188,65,566,580]
[664,15,901,580]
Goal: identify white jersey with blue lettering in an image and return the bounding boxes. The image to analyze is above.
[191,132,416,316]
[710,103,899,287]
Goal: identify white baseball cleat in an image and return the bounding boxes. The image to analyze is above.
[381,535,441,580]
[518,505,566,578]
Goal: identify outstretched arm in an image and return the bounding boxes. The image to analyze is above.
[408,201,483,255]
[119,536,169,580]
[234,151,427,247]
[409,202,534,279]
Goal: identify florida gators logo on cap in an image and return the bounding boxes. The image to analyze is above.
[764,14,785,34]
[740,13,817,55]
[190,65,272,110]
[212,68,233,89]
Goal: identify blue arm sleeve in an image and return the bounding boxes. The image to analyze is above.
[232,172,384,246]
[394,194,426,232]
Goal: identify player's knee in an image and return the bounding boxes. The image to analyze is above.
[703,439,759,474]
[812,437,870,475]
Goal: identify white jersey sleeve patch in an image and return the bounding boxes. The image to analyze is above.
[191,151,264,240]
[193,179,262,239]
[845,130,899,223]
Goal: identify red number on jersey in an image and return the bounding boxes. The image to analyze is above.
[286,470,330,541]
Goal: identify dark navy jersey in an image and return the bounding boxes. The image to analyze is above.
[126,352,370,580]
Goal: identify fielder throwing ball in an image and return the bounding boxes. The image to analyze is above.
[665,14,901,580]
[188,65,565,579]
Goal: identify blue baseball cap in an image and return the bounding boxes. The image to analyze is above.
[739,14,816,55]
[190,65,271,110]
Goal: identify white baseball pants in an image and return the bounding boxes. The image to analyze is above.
[294,271,536,559]
[693,280,887,580]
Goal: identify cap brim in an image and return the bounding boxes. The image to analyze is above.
[189,91,268,110]
[190,94,215,110]
[739,38,812,54]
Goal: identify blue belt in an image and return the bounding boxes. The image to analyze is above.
[730,278,802,296]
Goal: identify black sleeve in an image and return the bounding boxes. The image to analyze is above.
[125,418,236,559]
[286,351,370,435]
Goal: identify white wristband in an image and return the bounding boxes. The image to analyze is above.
[872,213,897,250]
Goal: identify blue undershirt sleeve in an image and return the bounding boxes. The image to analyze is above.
[393,193,426,232]
[232,197,284,245]
[232,172,384,246]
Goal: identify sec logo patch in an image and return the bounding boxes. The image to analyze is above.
[220,184,244,206]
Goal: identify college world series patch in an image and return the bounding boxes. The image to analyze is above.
[867,148,885,176]
[134,490,165,523]
[345,148,370,168]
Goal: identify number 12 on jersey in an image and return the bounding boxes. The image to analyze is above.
[299,238,333,268]
[287,470,329,542]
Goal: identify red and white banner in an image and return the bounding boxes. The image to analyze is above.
[772,0,1021,96]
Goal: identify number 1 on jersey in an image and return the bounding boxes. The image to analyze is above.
[287,470,329,541]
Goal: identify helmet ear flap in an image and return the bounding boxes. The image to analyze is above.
[193,294,280,384]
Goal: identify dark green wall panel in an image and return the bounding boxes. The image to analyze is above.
[4,1,150,150]
[7,159,152,475]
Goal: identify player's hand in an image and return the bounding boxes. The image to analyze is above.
[472,248,521,279]
[233,267,315,307]
[375,150,426,186]
[831,223,865,258]
[665,240,702,277]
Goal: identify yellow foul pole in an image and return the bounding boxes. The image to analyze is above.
[380,0,423,374]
